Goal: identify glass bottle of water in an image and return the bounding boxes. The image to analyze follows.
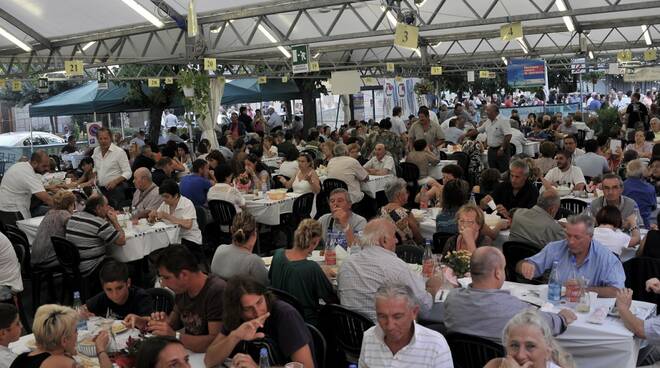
[633,204,645,230]
[259,348,270,368]
[422,240,434,278]
[73,291,87,330]
[547,261,561,303]
[581,203,593,219]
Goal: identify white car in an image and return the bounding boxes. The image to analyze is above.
[0,131,65,147]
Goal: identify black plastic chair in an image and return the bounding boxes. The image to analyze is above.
[207,200,237,246]
[319,304,373,364]
[146,287,176,314]
[576,129,587,148]
[449,152,469,180]
[323,178,348,192]
[560,198,586,216]
[433,232,455,254]
[278,192,316,246]
[399,162,421,209]
[446,332,505,368]
[5,237,32,333]
[502,241,543,284]
[51,236,86,302]
[509,143,517,156]
[395,244,424,265]
[268,287,306,318]
[623,257,660,310]
[308,323,327,368]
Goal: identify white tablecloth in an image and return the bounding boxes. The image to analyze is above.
[361,175,396,198]
[418,213,509,248]
[244,192,300,226]
[523,141,540,157]
[262,157,282,169]
[61,152,87,169]
[16,216,180,263]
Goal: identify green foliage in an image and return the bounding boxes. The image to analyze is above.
[177,68,210,124]
[0,79,84,107]
[597,107,621,138]
[413,79,434,95]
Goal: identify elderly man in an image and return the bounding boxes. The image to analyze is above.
[558,116,578,135]
[363,144,396,176]
[509,190,565,249]
[623,160,657,228]
[651,117,660,142]
[591,173,642,245]
[179,159,214,207]
[93,127,132,209]
[159,126,185,145]
[445,247,575,344]
[266,107,283,131]
[359,284,453,367]
[152,157,175,187]
[131,167,163,220]
[0,150,53,224]
[575,139,610,179]
[481,159,538,219]
[361,118,405,162]
[442,117,466,144]
[66,195,126,277]
[337,218,442,321]
[478,104,512,172]
[408,107,444,151]
[132,144,155,172]
[541,150,586,192]
[516,215,625,297]
[327,144,370,206]
[318,188,367,247]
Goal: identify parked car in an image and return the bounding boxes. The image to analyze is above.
[0,131,65,147]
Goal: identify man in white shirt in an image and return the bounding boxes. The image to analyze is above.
[0,150,53,224]
[266,107,283,131]
[327,144,369,205]
[442,117,466,144]
[163,109,178,129]
[563,135,585,163]
[510,127,527,156]
[574,139,610,179]
[390,106,407,135]
[477,103,512,172]
[129,130,146,148]
[359,283,454,368]
[93,127,132,209]
[541,150,586,192]
[363,144,395,175]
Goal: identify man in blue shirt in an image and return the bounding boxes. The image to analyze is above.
[179,159,214,207]
[623,159,657,228]
[516,214,625,297]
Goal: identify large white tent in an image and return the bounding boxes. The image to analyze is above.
[0,0,657,77]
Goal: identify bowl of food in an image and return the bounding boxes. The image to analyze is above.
[484,213,502,228]
[267,189,287,201]
[555,186,572,197]
[77,337,98,357]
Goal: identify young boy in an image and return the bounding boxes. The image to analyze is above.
[0,304,21,368]
[84,260,155,320]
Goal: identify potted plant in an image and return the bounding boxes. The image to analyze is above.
[177,69,196,97]
[444,249,472,278]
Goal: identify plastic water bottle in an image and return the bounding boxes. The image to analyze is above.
[547,261,561,302]
[261,181,268,198]
[259,348,270,368]
[469,192,477,206]
[581,204,593,219]
[422,239,434,278]
[73,291,87,330]
[633,204,645,230]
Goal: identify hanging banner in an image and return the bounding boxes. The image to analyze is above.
[386,62,395,72]
[624,66,660,82]
[394,23,419,49]
[431,66,443,75]
[86,122,102,146]
[291,45,310,74]
[64,60,84,77]
[37,78,49,94]
[571,58,586,74]
[644,49,657,61]
[353,94,365,121]
[97,68,108,90]
[467,71,475,82]
[500,22,523,41]
[607,63,621,75]
[507,59,546,87]
[203,58,217,71]
[148,78,160,87]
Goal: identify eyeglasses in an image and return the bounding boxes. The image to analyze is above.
[458,220,477,226]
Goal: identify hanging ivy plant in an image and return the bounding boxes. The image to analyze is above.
[413,79,434,95]
[177,68,210,124]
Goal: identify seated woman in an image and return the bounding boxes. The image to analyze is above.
[177,142,194,170]
[243,154,272,192]
[441,203,507,255]
[136,336,190,368]
[11,304,112,368]
[279,153,321,194]
[625,130,654,159]
[278,148,300,179]
[210,212,268,285]
[436,179,470,234]
[320,141,336,165]
[593,206,633,256]
[208,163,245,213]
[262,136,278,159]
[380,178,423,245]
[31,191,76,268]
[269,219,338,326]
[67,156,96,189]
[204,276,315,368]
[149,179,202,246]
[534,141,558,176]
[196,138,211,160]
[485,310,575,368]
[205,149,225,171]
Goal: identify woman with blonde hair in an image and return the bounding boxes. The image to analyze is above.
[210,211,267,285]
[269,219,338,326]
[485,309,574,368]
[11,304,111,368]
[31,191,76,268]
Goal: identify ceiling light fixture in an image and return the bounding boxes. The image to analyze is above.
[642,25,652,46]
[588,51,594,59]
[210,24,222,33]
[516,37,529,54]
[312,52,320,59]
[555,0,575,32]
[502,56,508,65]
[82,41,96,51]
[380,6,398,27]
[257,24,291,58]
[414,48,421,57]
[120,0,164,28]
[0,25,31,52]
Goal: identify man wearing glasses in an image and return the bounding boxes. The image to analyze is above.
[590,173,641,246]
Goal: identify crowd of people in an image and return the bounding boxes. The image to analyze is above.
[0,87,658,368]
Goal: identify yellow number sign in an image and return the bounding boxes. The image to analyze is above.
[281,76,288,83]
[479,70,490,78]
[644,49,657,61]
[617,50,632,62]
[204,58,217,71]
[11,80,21,92]
[165,77,174,84]
[431,66,443,75]
[386,63,395,72]
[148,78,160,87]
[500,22,523,41]
[258,76,267,84]
[394,24,419,49]
[309,61,320,72]
[64,60,84,77]
[0,79,5,88]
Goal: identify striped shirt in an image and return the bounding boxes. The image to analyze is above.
[359,322,453,368]
[337,245,433,322]
[66,211,120,275]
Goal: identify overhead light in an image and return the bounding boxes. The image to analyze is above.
[312,52,320,59]
[121,0,164,28]
[502,56,508,65]
[433,41,442,48]
[257,24,291,58]
[588,51,594,59]
[210,25,222,33]
[0,25,31,52]
[82,41,96,51]
[414,48,421,57]
[414,0,428,6]
[555,0,575,32]
[380,6,398,27]
[516,37,529,54]
[642,25,652,46]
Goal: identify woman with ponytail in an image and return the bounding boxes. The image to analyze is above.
[210,212,268,285]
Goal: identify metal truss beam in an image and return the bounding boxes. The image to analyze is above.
[0,8,51,48]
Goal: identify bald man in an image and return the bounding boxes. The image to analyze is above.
[0,150,53,224]
[131,167,163,220]
[444,247,575,344]
[363,143,396,175]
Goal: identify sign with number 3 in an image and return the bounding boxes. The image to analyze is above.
[394,24,418,49]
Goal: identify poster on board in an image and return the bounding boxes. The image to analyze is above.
[507,59,546,87]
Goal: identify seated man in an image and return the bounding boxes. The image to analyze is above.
[179,159,214,207]
[516,215,625,297]
[131,167,163,220]
[0,304,20,368]
[318,188,367,248]
[591,173,641,246]
[337,219,442,321]
[84,260,154,320]
[359,284,453,367]
[0,150,53,225]
[541,150,586,192]
[125,245,225,353]
[623,160,657,228]
[509,190,565,249]
[363,143,395,176]
[405,139,440,178]
[327,144,374,216]
[152,157,176,187]
[617,279,660,344]
[131,144,156,172]
[445,247,575,344]
[481,159,539,219]
[563,135,584,161]
[66,195,126,277]
[574,139,610,179]
[204,276,315,368]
